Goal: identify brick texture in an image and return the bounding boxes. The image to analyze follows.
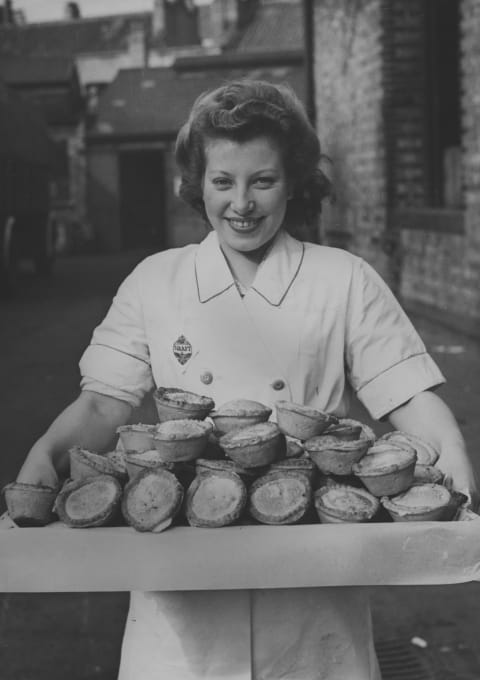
[312,0,391,281]
[312,0,480,333]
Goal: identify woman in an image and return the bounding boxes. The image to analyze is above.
[17,80,478,679]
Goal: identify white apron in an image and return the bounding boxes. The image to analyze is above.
[116,234,381,679]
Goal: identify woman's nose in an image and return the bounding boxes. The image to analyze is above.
[231,189,254,215]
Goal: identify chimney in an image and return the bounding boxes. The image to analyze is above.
[152,0,166,39]
[0,1,14,24]
[195,0,256,48]
[64,2,81,20]
[127,19,147,67]
[196,0,230,48]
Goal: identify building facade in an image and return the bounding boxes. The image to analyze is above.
[310,0,480,335]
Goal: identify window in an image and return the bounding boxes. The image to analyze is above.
[425,0,462,208]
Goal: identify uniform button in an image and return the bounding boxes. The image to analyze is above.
[200,371,213,385]
[272,379,285,391]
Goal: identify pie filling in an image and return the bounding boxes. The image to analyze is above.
[65,480,118,519]
[320,488,374,515]
[191,478,241,520]
[252,479,306,515]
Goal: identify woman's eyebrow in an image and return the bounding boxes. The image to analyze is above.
[206,167,278,175]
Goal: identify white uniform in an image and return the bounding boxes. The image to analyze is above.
[80,229,444,680]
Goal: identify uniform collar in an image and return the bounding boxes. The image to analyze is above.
[195,230,305,307]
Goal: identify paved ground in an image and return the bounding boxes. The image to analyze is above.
[1,253,480,679]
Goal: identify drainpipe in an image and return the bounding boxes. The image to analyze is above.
[303,0,316,126]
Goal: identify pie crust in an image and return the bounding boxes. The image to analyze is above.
[304,435,370,475]
[210,399,272,434]
[314,484,380,523]
[352,446,416,497]
[219,422,283,468]
[153,387,215,422]
[275,400,338,441]
[381,483,452,522]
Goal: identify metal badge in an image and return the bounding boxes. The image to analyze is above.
[173,334,192,365]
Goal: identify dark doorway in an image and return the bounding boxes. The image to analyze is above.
[118,149,166,251]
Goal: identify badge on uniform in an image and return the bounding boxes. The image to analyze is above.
[173,334,192,365]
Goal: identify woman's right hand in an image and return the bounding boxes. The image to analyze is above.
[14,391,132,490]
[16,448,60,489]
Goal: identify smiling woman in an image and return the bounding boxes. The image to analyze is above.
[202,136,290,286]
[175,79,332,288]
[15,78,477,680]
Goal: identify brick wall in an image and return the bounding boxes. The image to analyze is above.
[395,0,480,332]
[312,0,391,282]
[461,0,480,326]
[312,0,480,333]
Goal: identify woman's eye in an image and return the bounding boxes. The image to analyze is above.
[212,178,232,188]
[255,177,275,187]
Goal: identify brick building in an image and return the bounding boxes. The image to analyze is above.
[308,0,480,335]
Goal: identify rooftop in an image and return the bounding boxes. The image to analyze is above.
[89,61,306,140]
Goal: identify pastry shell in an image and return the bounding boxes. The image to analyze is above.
[219,422,283,468]
[412,464,444,486]
[3,482,58,527]
[379,431,439,466]
[381,483,452,522]
[55,475,122,528]
[195,458,268,486]
[125,449,175,480]
[269,457,317,482]
[69,446,127,483]
[314,484,380,524]
[185,470,247,528]
[153,387,215,422]
[210,399,272,435]
[152,419,213,462]
[285,437,304,458]
[249,470,312,525]
[275,400,338,440]
[352,446,416,497]
[122,468,184,532]
[324,418,375,443]
[304,435,370,476]
[116,423,157,453]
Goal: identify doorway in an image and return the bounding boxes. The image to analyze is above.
[118,149,166,251]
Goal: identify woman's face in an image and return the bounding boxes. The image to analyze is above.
[202,135,290,258]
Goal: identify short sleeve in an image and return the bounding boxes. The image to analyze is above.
[79,266,154,408]
[345,258,445,420]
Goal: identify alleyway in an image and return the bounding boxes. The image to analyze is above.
[1,253,480,679]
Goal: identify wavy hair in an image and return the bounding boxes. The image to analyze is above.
[174,79,332,234]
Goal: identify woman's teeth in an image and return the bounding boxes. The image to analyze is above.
[228,218,259,230]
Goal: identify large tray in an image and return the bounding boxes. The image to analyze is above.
[1,513,479,592]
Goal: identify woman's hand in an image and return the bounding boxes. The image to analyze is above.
[17,448,60,489]
[387,390,479,511]
[15,391,132,488]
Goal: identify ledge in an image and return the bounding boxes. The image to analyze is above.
[394,208,465,235]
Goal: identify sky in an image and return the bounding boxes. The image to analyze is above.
[14,0,153,22]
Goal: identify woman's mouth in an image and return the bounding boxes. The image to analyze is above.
[226,217,262,233]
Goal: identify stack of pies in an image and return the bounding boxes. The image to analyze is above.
[6,390,467,531]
